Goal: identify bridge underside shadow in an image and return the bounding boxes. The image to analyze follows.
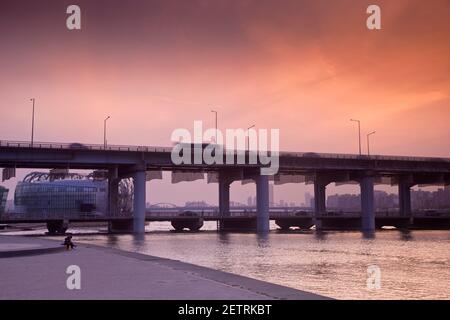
[218,218,257,232]
[275,218,314,230]
[274,216,450,231]
[108,219,134,233]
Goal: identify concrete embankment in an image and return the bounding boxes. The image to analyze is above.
[0,235,329,300]
[0,234,66,258]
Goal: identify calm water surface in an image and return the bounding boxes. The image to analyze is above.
[63,222,450,300]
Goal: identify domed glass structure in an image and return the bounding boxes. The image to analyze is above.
[0,186,8,215]
[13,171,132,219]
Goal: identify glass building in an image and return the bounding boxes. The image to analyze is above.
[13,172,109,218]
[0,186,8,215]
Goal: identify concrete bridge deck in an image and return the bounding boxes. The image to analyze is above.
[2,139,450,173]
[1,140,449,234]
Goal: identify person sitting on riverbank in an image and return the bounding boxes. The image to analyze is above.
[62,235,76,250]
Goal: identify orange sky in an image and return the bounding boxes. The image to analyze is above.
[0,0,449,204]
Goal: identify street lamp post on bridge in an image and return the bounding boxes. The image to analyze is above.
[30,98,35,147]
[246,124,255,151]
[211,110,218,143]
[367,131,376,156]
[350,119,362,155]
[104,116,110,149]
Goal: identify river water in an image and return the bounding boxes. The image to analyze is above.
[6,221,449,299]
[56,221,450,300]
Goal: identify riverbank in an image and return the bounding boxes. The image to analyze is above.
[0,235,328,300]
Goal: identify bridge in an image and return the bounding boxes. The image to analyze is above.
[2,207,450,233]
[1,140,450,233]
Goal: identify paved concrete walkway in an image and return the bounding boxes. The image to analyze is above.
[0,235,65,258]
[0,235,329,300]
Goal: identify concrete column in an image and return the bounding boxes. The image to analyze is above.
[314,178,327,230]
[360,176,375,232]
[219,179,230,217]
[108,177,119,217]
[256,175,270,233]
[399,181,412,217]
[133,170,146,234]
[314,182,327,214]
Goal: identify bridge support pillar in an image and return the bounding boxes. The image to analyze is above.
[108,169,119,217]
[219,179,230,217]
[314,177,328,230]
[399,179,413,218]
[218,176,231,231]
[256,174,270,233]
[360,176,375,232]
[133,169,146,234]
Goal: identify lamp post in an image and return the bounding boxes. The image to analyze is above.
[246,124,255,151]
[104,116,110,149]
[350,119,362,155]
[211,110,218,143]
[30,98,35,147]
[367,131,376,156]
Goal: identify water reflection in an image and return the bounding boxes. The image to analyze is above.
[106,234,119,247]
[132,234,145,251]
[25,226,450,299]
[399,230,413,241]
[256,233,270,247]
[362,231,376,240]
[314,230,328,241]
[217,232,230,244]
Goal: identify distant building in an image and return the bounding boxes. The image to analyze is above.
[5,199,14,212]
[12,171,133,217]
[327,191,398,211]
[374,190,398,210]
[325,188,450,212]
[304,192,313,208]
[229,201,246,207]
[327,193,360,211]
[0,186,8,215]
[411,188,450,210]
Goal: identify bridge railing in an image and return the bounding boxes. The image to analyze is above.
[2,209,449,221]
[2,140,449,163]
[279,151,450,163]
[0,140,173,153]
[147,210,256,218]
